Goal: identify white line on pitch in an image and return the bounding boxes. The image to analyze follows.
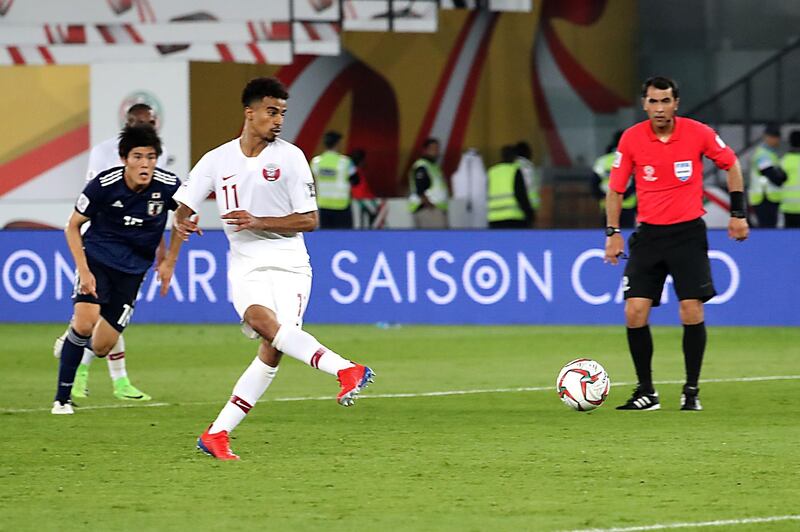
[4,375,799,414]
[564,513,800,531]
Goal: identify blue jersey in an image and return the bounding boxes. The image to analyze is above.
[76,166,180,274]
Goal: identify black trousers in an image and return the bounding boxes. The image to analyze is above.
[319,208,353,229]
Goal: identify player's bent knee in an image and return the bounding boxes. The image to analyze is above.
[243,307,280,341]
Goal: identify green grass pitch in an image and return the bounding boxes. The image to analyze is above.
[1,323,799,531]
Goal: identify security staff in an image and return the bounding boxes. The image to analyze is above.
[408,137,448,229]
[748,123,785,227]
[487,145,534,228]
[779,130,800,228]
[592,130,636,228]
[310,130,358,229]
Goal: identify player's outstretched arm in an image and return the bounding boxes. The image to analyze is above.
[64,210,97,298]
[221,210,318,233]
[725,160,749,242]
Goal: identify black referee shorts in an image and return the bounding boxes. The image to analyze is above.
[623,218,716,307]
[72,256,146,332]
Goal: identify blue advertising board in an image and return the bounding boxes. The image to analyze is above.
[0,229,797,326]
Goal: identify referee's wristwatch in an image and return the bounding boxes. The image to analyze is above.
[605,226,621,237]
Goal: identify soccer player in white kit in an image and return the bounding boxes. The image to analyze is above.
[158,77,375,461]
[52,104,171,402]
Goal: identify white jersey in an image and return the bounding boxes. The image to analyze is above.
[87,136,172,181]
[173,137,318,273]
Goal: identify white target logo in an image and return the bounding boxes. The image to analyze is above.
[462,250,510,305]
[2,250,48,303]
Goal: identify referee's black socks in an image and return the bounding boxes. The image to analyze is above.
[626,325,654,394]
[682,322,707,388]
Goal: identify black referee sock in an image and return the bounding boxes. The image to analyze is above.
[626,325,654,394]
[55,327,90,404]
[683,322,707,388]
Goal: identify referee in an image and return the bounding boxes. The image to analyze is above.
[604,76,749,411]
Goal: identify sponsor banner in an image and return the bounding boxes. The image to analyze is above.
[1,230,798,326]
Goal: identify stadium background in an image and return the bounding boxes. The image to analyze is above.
[1,0,798,326]
[2,3,800,532]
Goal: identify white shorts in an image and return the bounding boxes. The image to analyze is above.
[228,260,312,334]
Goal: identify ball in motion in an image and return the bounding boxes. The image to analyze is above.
[556,358,610,412]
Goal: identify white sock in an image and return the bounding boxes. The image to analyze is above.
[107,335,127,380]
[80,349,96,366]
[108,352,127,380]
[209,357,278,434]
[271,326,354,376]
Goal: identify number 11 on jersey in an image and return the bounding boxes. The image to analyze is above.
[222,184,239,210]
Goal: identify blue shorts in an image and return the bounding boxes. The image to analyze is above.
[72,256,145,332]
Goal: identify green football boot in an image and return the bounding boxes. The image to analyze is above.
[71,364,90,399]
[113,376,152,401]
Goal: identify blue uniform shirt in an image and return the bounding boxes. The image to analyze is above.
[76,166,180,274]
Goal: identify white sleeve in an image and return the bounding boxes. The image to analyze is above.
[173,154,214,213]
[86,143,112,181]
[289,149,319,214]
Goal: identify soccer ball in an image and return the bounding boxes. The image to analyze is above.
[556,358,611,412]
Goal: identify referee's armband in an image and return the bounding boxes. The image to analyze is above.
[729,191,746,218]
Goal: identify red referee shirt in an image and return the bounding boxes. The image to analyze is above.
[609,116,737,225]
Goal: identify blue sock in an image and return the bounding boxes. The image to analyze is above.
[55,327,91,403]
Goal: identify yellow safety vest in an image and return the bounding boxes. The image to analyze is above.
[748,145,782,205]
[594,152,636,210]
[487,163,525,222]
[310,151,352,210]
[779,152,800,214]
[408,158,448,211]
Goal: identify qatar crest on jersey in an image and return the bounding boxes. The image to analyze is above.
[147,200,164,216]
[263,164,281,182]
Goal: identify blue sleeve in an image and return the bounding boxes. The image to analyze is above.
[75,177,103,218]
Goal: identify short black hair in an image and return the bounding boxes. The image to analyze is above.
[241,77,289,107]
[501,145,517,163]
[641,76,679,99]
[127,103,153,116]
[789,130,800,148]
[118,124,162,158]
[323,130,342,149]
[515,141,531,159]
[423,137,439,149]
[764,122,781,137]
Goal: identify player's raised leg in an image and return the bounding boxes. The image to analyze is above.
[197,340,280,460]
[244,305,375,407]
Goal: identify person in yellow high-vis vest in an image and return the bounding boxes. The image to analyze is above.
[487,145,534,229]
[408,137,448,229]
[591,130,637,227]
[749,123,785,228]
[779,130,800,228]
[310,130,359,229]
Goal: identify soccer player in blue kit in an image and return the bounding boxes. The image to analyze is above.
[51,125,181,414]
